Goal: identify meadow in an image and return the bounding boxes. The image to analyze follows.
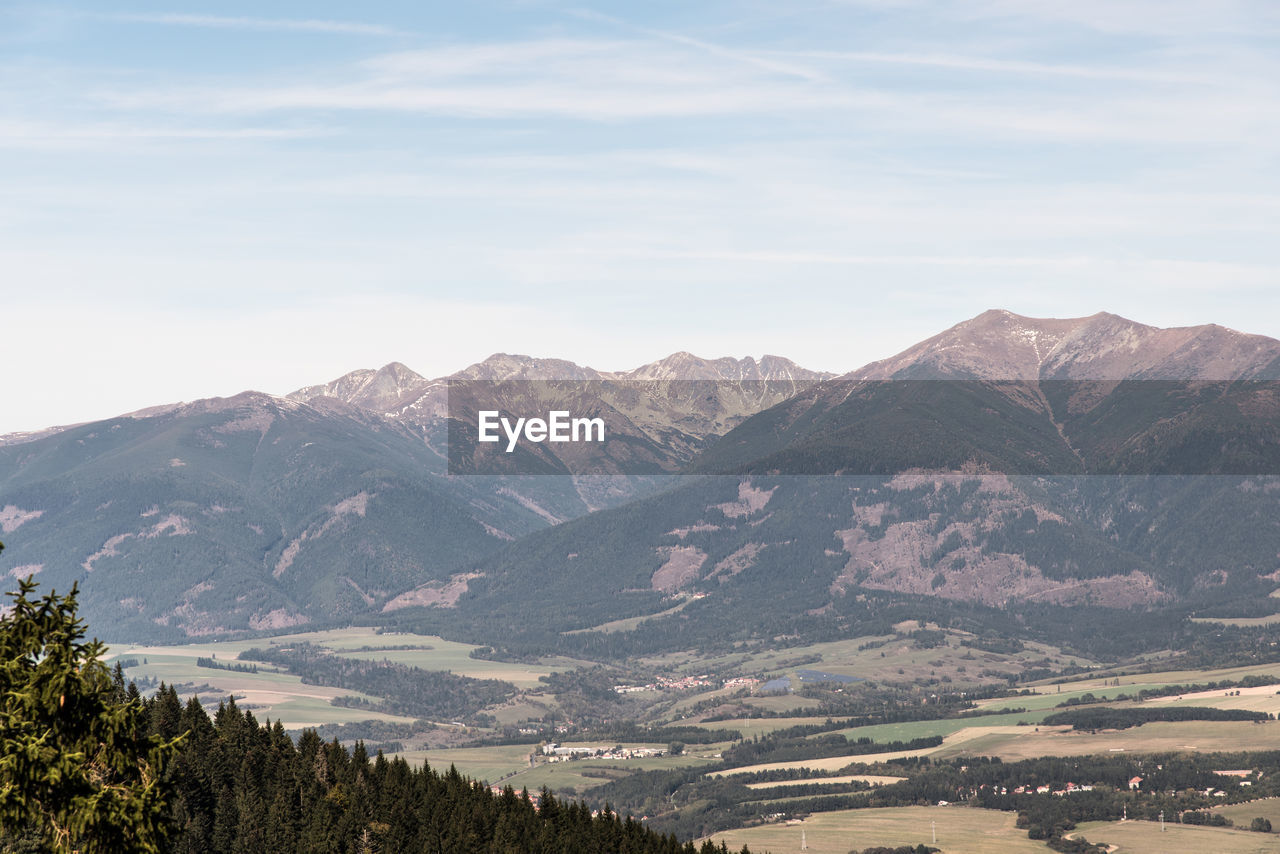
[389,741,718,795]
[707,806,1047,854]
[107,626,581,727]
[1072,818,1280,853]
[1218,798,1280,831]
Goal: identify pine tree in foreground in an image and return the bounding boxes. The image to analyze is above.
[0,572,179,852]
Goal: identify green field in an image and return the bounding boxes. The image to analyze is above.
[743,774,905,790]
[108,626,583,726]
[1022,661,1280,697]
[105,645,417,728]
[739,694,824,714]
[687,716,844,739]
[1073,818,1280,853]
[713,717,1280,778]
[1217,798,1280,832]
[388,742,714,792]
[708,806,1046,854]
[646,631,1092,691]
[928,719,1280,762]
[501,750,715,795]
[391,744,538,782]
[832,708,1057,743]
[564,595,694,634]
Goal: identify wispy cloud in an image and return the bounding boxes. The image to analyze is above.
[106,13,402,37]
[831,0,1280,37]
[0,118,326,150]
[97,38,871,120]
[90,36,1278,146]
[570,9,828,82]
[3,1,1279,432]
[762,49,1214,85]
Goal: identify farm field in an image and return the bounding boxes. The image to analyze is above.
[1021,661,1280,697]
[714,718,1280,777]
[707,806,1046,854]
[1193,614,1280,627]
[739,694,824,714]
[930,719,1280,762]
[500,750,715,795]
[686,716,840,739]
[832,708,1058,743]
[1218,798,1280,831]
[707,727,998,776]
[390,744,538,782]
[108,626,581,726]
[113,626,582,685]
[1145,684,1280,715]
[564,596,694,634]
[1072,819,1280,853]
[388,742,714,792]
[105,647,417,728]
[649,631,1092,692]
[743,774,905,790]
[973,683,1280,718]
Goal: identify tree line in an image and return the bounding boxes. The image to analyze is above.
[238,642,515,723]
[1,572,760,853]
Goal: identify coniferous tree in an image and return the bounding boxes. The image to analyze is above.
[0,576,178,853]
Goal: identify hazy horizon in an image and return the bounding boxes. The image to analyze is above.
[3,1,1278,432]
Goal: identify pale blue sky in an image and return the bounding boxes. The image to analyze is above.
[3,1,1279,432]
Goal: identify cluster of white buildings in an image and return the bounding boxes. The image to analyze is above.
[723,677,762,690]
[540,743,666,762]
[612,674,760,694]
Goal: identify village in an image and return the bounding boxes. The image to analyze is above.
[539,743,669,762]
[611,674,761,694]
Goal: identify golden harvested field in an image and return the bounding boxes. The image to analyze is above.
[1022,661,1280,697]
[931,720,1280,762]
[1193,615,1280,627]
[707,806,1046,854]
[1144,684,1280,715]
[1073,819,1280,853]
[743,774,905,790]
[715,718,1280,777]
[708,727,1012,776]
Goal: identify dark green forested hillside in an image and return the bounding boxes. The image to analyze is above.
[0,679,751,854]
[391,471,1280,664]
[0,394,599,639]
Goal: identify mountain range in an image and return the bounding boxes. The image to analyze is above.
[3,310,1279,649]
[695,310,1280,476]
[0,352,824,638]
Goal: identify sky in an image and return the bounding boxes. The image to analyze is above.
[2,0,1279,433]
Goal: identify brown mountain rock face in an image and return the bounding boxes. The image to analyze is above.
[850,309,1280,381]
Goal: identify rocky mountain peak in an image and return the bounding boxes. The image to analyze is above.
[456,354,602,382]
[849,309,1280,381]
[626,352,832,383]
